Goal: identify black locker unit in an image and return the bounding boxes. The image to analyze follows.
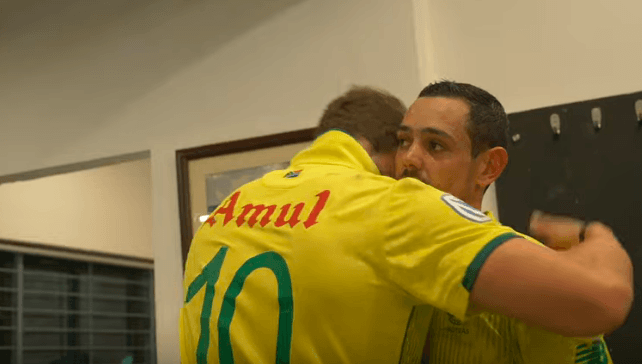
[496,91,642,362]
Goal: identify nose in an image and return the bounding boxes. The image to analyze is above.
[401,141,423,170]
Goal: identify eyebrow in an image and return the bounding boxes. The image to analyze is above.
[397,125,454,141]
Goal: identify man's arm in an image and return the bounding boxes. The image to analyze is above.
[469,222,633,337]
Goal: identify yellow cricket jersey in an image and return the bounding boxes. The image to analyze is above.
[426,312,613,364]
[514,322,613,364]
[180,130,522,364]
[427,310,522,364]
[426,216,614,364]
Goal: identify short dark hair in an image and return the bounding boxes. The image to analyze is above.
[418,80,509,157]
[317,86,407,153]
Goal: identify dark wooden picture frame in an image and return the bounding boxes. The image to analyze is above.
[176,128,317,265]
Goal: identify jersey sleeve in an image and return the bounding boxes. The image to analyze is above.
[365,178,521,320]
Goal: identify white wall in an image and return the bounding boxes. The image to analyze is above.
[0,0,421,176]
[425,0,642,113]
[0,158,152,259]
[0,0,422,362]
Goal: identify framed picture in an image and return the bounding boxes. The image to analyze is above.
[204,162,290,215]
[176,128,316,265]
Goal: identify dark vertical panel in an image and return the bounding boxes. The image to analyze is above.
[570,94,642,363]
[496,91,642,363]
[500,106,582,231]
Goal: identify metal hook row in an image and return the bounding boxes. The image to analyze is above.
[512,99,642,143]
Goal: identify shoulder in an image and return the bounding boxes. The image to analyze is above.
[385,177,443,208]
[312,167,403,196]
[386,179,491,224]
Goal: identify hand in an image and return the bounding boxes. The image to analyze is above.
[528,211,586,250]
[582,221,616,242]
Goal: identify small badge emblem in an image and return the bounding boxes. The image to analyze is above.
[441,194,491,223]
[284,170,302,178]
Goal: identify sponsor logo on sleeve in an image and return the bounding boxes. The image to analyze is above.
[575,340,609,364]
[441,194,491,223]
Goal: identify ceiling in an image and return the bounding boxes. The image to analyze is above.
[0,0,305,83]
[0,0,305,134]
[0,0,303,38]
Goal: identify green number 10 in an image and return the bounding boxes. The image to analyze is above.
[185,247,294,364]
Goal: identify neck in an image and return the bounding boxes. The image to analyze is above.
[466,190,484,210]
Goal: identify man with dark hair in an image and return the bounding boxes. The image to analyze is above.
[417,80,509,157]
[398,81,510,203]
[396,80,617,363]
[180,84,632,363]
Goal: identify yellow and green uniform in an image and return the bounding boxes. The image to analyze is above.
[425,215,613,364]
[180,130,523,364]
[427,310,522,364]
[515,323,612,364]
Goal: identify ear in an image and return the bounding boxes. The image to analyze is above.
[476,146,508,188]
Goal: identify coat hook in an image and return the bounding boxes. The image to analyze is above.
[550,113,561,136]
[591,107,602,131]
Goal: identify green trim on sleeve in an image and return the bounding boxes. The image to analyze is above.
[462,232,521,292]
